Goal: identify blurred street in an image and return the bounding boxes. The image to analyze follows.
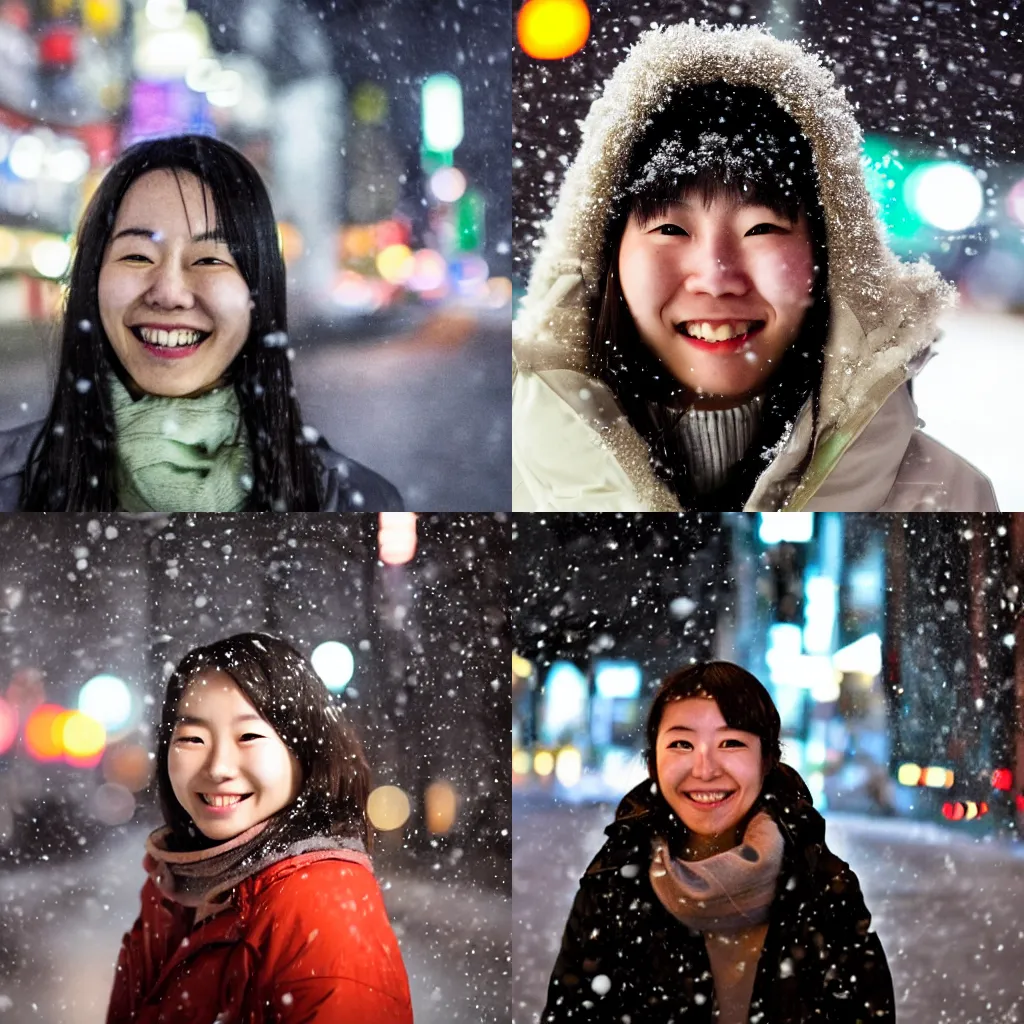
[0,822,509,1024]
[0,306,510,511]
[513,789,1024,1024]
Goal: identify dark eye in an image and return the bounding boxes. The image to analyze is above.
[240,733,265,742]
[174,735,203,745]
[655,224,687,236]
[746,223,785,236]
[667,739,693,750]
[120,253,152,263]
[194,256,229,266]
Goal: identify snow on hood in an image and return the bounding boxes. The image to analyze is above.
[513,22,956,446]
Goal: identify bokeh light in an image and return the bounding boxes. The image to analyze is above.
[517,0,591,60]
[367,785,411,831]
[79,673,134,733]
[0,696,17,755]
[425,780,458,834]
[904,162,983,232]
[310,641,355,693]
[24,703,65,761]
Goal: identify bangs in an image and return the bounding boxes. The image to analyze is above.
[616,82,820,233]
[630,169,802,229]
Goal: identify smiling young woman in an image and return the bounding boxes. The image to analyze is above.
[0,134,402,513]
[512,23,997,512]
[106,633,413,1024]
[542,662,895,1024]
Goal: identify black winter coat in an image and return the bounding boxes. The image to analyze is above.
[543,765,895,1024]
[0,420,402,512]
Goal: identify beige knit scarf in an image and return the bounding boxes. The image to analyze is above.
[649,811,785,933]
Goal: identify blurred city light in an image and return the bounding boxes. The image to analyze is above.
[376,243,415,285]
[406,248,448,293]
[91,782,137,826]
[102,742,153,792]
[421,73,464,153]
[145,0,186,30]
[1007,179,1024,227]
[517,0,591,60]
[904,162,983,232]
[992,768,1013,791]
[533,750,554,776]
[759,512,814,544]
[512,748,531,776]
[424,780,458,834]
[593,661,642,699]
[378,512,418,565]
[79,673,133,733]
[430,166,468,203]
[62,711,106,762]
[898,762,923,786]
[512,652,533,679]
[30,239,71,279]
[367,785,411,831]
[8,134,45,179]
[310,640,355,693]
[541,661,587,744]
[832,633,882,676]
[923,766,954,789]
[554,746,582,787]
[24,703,65,761]
[0,695,16,755]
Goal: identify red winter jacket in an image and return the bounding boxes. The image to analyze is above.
[106,851,413,1024]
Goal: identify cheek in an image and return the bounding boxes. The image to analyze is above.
[756,243,815,313]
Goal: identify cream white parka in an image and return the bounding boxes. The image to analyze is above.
[512,23,998,512]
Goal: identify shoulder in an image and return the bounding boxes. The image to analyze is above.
[239,853,411,1020]
[512,367,649,511]
[883,429,999,511]
[314,438,404,511]
[0,420,43,511]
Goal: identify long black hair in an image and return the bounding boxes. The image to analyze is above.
[590,83,831,510]
[22,134,325,511]
[156,632,371,852]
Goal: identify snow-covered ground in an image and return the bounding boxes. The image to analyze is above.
[0,825,508,1023]
[916,308,1024,511]
[513,792,1024,1024]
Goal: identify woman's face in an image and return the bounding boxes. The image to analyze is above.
[618,191,816,407]
[98,169,253,398]
[654,697,765,847]
[168,669,301,842]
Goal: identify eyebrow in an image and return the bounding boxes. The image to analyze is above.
[110,227,227,244]
[664,725,745,733]
[174,713,264,728]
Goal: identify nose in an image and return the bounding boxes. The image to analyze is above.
[682,231,750,298]
[691,744,722,780]
[144,259,194,310]
[202,740,239,783]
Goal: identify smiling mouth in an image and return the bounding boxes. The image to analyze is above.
[199,793,252,808]
[684,790,736,806]
[676,320,766,344]
[131,326,211,352]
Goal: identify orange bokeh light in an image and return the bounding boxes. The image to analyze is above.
[24,703,65,761]
[517,0,590,61]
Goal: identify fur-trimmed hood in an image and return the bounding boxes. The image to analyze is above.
[513,22,997,511]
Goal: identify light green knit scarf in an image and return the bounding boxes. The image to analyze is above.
[108,374,252,513]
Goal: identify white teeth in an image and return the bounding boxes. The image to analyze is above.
[687,791,731,804]
[138,327,204,348]
[202,794,246,807]
[684,320,753,342]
